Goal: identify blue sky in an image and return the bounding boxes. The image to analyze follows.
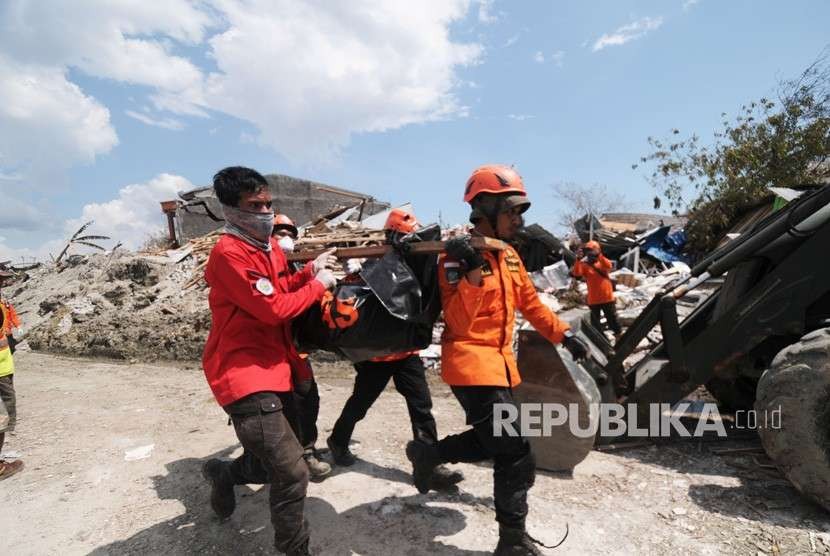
[0,0,827,259]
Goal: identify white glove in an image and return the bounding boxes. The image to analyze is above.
[345,258,364,275]
[313,248,338,273]
[315,268,337,290]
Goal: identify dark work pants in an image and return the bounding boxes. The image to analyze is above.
[437,385,535,529]
[590,301,622,335]
[293,378,320,452]
[224,392,309,554]
[330,355,438,447]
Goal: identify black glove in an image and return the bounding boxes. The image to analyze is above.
[388,231,413,254]
[445,235,485,271]
[563,331,589,361]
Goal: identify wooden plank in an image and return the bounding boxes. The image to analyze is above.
[286,236,509,262]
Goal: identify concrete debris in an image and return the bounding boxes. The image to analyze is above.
[530,261,571,292]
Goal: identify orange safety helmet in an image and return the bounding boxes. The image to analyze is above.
[384,208,419,234]
[585,240,601,252]
[463,164,528,204]
[273,214,298,237]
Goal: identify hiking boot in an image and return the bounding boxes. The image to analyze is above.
[303,448,332,481]
[493,526,543,556]
[202,458,235,519]
[0,459,23,481]
[429,464,464,490]
[405,440,441,494]
[326,436,356,467]
[494,524,569,555]
[286,538,311,556]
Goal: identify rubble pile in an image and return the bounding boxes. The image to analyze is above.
[13,252,211,362]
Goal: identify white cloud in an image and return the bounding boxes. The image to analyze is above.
[0,0,485,256]
[66,174,194,251]
[592,16,664,52]
[682,0,700,10]
[477,0,498,23]
[202,0,482,162]
[0,1,213,97]
[0,174,193,261]
[1,0,482,173]
[533,51,545,63]
[125,110,185,131]
[0,53,118,180]
[507,114,534,121]
[551,50,565,67]
[0,1,211,193]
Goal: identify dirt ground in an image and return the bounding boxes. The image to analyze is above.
[2,350,830,555]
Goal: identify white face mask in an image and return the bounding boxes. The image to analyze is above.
[278,235,295,254]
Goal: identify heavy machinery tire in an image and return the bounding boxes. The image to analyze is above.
[756,327,830,511]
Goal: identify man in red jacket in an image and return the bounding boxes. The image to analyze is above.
[200,166,336,556]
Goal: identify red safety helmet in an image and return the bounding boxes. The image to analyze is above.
[384,208,419,234]
[273,214,298,237]
[585,240,601,251]
[463,164,528,204]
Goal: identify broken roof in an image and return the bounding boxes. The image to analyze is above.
[176,173,378,202]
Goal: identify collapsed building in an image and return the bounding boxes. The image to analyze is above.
[160,173,390,245]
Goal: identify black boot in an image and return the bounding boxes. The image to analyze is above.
[286,538,311,556]
[493,524,569,555]
[429,464,464,490]
[326,436,356,466]
[405,440,441,494]
[201,459,235,519]
[493,526,543,556]
[304,448,332,481]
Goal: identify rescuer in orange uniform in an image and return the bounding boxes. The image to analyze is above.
[406,165,588,555]
[572,240,622,336]
[327,208,464,490]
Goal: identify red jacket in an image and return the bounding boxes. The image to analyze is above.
[202,234,326,406]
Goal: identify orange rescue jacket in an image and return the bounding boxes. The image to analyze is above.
[438,244,570,387]
[572,255,615,306]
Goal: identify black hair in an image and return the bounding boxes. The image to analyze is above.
[213,166,269,207]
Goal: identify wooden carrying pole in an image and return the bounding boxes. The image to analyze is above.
[286,236,509,262]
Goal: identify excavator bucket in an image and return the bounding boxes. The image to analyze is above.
[514,329,609,472]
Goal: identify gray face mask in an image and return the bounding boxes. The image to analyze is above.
[222,204,275,249]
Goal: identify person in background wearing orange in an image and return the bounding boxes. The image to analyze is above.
[272,214,332,481]
[405,165,588,555]
[0,277,23,480]
[572,240,622,338]
[327,208,464,491]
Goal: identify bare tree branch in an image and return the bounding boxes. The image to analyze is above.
[551,182,630,233]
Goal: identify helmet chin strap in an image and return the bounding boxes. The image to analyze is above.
[483,196,505,240]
